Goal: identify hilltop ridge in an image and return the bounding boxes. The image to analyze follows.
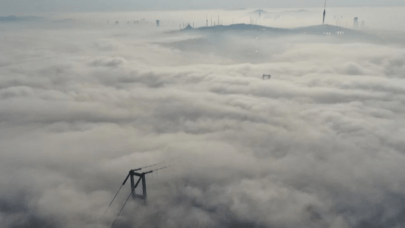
[182,24,367,37]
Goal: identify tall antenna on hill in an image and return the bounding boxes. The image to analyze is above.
[323,0,327,25]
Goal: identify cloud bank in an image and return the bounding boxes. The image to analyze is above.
[1,9,405,228]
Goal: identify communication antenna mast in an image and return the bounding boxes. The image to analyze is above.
[323,0,327,25]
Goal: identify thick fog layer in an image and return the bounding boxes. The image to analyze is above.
[1,9,405,228]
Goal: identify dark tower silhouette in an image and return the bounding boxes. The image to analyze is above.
[323,0,327,25]
[107,164,169,228]
[126,170,152,201]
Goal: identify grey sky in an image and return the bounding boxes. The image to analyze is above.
[1,0,405,14]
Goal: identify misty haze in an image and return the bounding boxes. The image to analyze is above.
[1,1,405,228]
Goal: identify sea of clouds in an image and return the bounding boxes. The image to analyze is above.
[1,8,405,228]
